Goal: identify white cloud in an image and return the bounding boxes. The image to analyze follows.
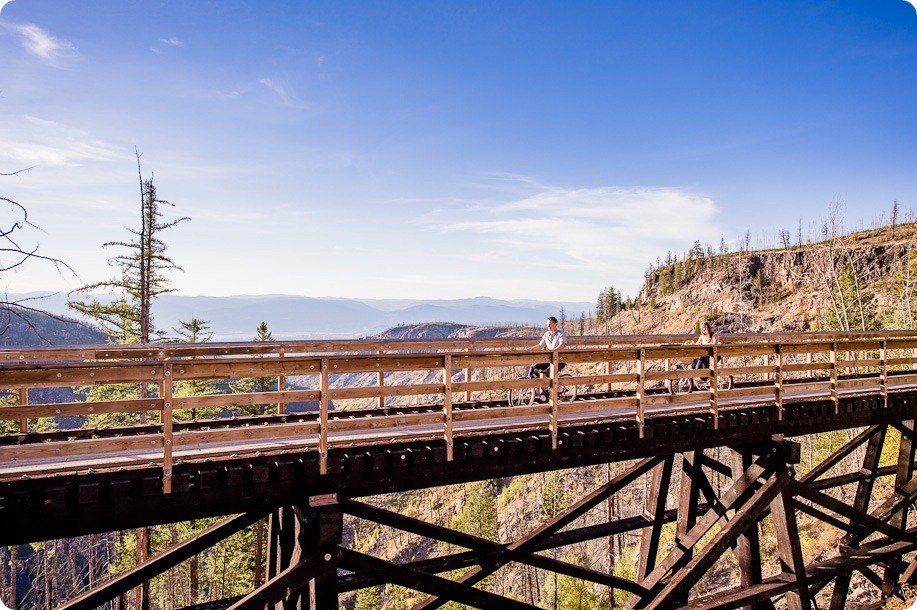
[11,23,78,65]
[152,37,184,53]
[423,180,724,296]
[0,115,125,167]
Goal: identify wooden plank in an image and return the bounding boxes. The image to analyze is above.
[645,346,712,360]
[835,340,883,351]
[162,363,174,494]
[645,369,710,382]
[783,362,831,373]
[326,412,443,432]
[172,357,322,380]
[643,392,709,407]
[887,339,917,350]
[721,364,775,376]
[0,434,164,463]
[0,398,164,420]
[452,404,551,422]
[558,396,639,413]
[837,377,883,390]
[329,383,445,400]
[714,344,779,357]
[717,385,778,400]
[452,378,548,393]
[172,423,321,447]
[0,364,164,388]
[450,353,547,368]
[783,380,832,393]
[553,349,640,364]
[58,512,267,610]
[575,372,639,385]
[328,355,445,374]
[172,390,320,410]
[839,359,882,369]
[781,343,832,355]
[887,357,917,366]
[443,354,453,461]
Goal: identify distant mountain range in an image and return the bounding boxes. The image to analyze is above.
[8,293,595,341]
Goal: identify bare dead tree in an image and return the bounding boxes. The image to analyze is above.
[2,168,78,343]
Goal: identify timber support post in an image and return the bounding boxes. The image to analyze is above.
[260,499,342,610]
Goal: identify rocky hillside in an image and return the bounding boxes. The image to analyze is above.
[613,222,917,336]
[372,322,530,340]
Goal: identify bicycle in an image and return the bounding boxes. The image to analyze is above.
[508,371,578,407]
[668,361,733,394]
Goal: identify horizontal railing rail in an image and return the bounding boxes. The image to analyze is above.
[1,331,916,491]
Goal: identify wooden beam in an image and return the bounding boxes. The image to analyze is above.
[341,499,647,595]
[57,512,266,610]
[227,548,339,610]
[637,456,674,581]
[641,470,792,610]
[412,456,663,610]
[339,548,541,610]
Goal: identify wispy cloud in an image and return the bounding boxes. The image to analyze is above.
[257,77,307,108]
[10,23,78,65]
[0,115,125,167]
[422,179,725,295]
[152,36,184,53]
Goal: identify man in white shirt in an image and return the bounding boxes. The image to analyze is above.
[526,317,568,398]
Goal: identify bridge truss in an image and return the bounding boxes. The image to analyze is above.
[2,333,917,608]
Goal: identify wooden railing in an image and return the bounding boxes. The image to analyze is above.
[3,331,917,492]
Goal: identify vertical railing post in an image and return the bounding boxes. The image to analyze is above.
[464,344,473,403]
[774,344,783,421]
[162,362,174,494]
[549,350,559,449]
[637,349,646,438]
[443,354,453,461]
[807,350,813,378]
[320,357,329,475]
[830,342,839,413]
[278,351,286,415]
[17,386,27,434]
[881,338,888,409]
[605,343,613,392]
[377,349,385,409]
[710,345,719,428]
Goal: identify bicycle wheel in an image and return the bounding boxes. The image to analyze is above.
[508,383,535,407]
[559,374,577,403]
[717,375,733,391]
[669,367,693,394]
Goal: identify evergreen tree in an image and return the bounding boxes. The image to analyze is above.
[229,322,278,416]
[66,160,187,610]
[69,165,189,344]
[354,586,383,610]
[172,317,221,419]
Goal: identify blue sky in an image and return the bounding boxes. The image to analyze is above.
[1,0,916,303]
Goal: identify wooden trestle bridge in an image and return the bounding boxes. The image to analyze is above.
[4,331,917,609]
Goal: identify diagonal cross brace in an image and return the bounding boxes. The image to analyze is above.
[411,455,663,610]
[624,453,778,609]
[642,470,794,610]
[56,511,267,610]
[227,547,340,610]
[340,548,541,610]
